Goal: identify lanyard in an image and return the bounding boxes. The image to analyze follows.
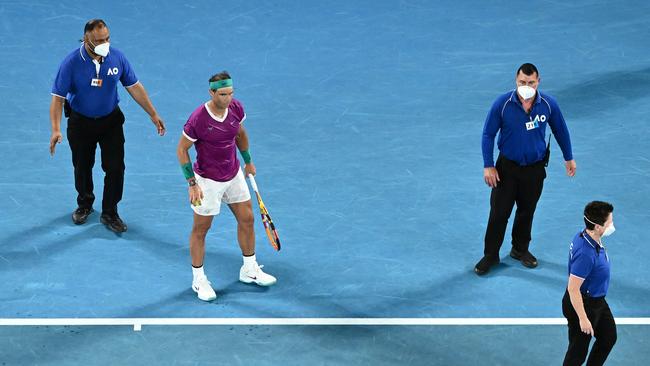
[92,59,102,78]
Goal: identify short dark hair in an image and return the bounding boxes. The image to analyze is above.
[209,71,231,83]
[516,63,539,78]
[84,19,107,33]
[583,201,614,230]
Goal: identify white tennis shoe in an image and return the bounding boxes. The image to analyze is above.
[239,263,277,286]
[192,275,217,301]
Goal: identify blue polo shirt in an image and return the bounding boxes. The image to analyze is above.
[482,90,573,167]
[568,230,610,298]
[51,44,138,118]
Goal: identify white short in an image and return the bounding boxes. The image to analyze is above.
[192,168,251,216]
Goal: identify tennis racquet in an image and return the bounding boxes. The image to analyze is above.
[248,174,281,251]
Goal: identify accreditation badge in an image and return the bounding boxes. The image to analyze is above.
[91,78,103,87]
[525,120,539,130]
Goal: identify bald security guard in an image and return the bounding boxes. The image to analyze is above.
[49,19,165,233]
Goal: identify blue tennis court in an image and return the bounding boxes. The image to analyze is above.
[1,0,649,364]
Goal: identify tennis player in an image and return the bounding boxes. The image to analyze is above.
[176,71,276,302]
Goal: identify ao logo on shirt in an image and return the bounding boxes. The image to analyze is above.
[107,67,119,76]
[525,114,547,131]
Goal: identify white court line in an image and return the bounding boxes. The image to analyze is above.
[1,318,650,331]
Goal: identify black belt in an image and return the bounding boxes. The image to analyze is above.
[65,100,120,120]
[564,289,606,303]
[499,154,545,168]
[581,292,606,303]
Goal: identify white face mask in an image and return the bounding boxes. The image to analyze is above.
[584,215,615,237]
[602,224,616,237]
[517,85,536,100]
[90,41,110,57]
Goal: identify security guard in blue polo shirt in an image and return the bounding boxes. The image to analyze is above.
[475,63,577,275]
[49,19,165,233]
[562,201,617,366]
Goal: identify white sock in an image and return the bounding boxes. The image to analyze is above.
[192,265,205,281]
[243,254,257,270]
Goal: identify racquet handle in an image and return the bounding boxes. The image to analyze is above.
[247,174,259,193]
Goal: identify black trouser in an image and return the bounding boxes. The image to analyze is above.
[483,154,546,258]
[66,107,125,216]
[562,290,617,365]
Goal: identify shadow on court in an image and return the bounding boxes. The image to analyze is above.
[552,66,650,116]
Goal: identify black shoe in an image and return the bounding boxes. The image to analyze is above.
[474,256,500,275]
[100,213,128,233]
[72,207,94,225]
[510,248,538,268]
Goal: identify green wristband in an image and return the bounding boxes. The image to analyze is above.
[181,162,195,179]
[240,150,252,164]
